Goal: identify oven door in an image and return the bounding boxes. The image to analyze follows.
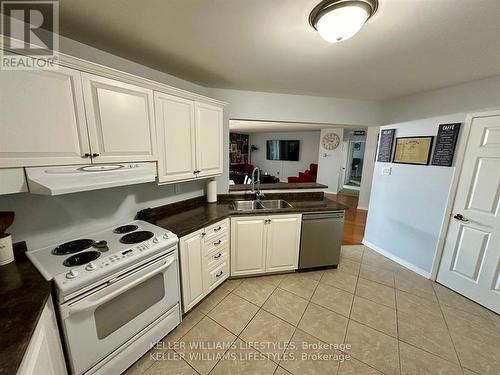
[59,251,179,375]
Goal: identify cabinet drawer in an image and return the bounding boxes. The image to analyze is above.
[204,233,228,255]
[206,261,229,292]
[205,247,229,270]
[204,219,229,242]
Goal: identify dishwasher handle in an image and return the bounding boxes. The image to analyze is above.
[302,212,344,220]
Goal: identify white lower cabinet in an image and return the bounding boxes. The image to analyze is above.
[179,219,229,313]
[230,217,267,276]
[18,297,67,375]
[231,214,302,277]
[179,229,205,312]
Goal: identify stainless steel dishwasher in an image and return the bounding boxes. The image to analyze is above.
[299,211,345,270]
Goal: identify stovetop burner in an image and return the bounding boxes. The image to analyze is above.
[113,224,139,234]
[120,231,154,244]
[53,239,95,255]
[63,251,101,267]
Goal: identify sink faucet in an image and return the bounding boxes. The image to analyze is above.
[251,167,265,200]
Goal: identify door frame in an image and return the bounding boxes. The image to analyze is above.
[430,108,500,280]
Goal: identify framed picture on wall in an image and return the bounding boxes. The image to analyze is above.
[393,136,434,165]
[230,143,238,152]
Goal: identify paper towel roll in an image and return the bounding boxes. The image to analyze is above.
[0,234,14,266]
[207,179,217,203]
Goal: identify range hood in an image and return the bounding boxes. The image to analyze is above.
[25,162,157,195]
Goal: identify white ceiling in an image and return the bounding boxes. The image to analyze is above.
[57,0,500,100]
[230,120,356,133]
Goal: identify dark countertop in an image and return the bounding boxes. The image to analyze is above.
[0,242,51,375]
[138,193,347,238]
[229,182,328,191]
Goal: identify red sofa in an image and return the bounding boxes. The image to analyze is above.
[287,163,318,183]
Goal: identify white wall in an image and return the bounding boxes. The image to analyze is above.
[209,88,382,193]
[382,75,500,123]
[248,131,320,180]
[358,127,379,210]
[363,114,466,276]
[317,129,344,194]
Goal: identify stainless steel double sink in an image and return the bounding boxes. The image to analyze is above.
[233,199,293,211]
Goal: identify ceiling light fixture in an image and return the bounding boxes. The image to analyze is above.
[309,0,378,43]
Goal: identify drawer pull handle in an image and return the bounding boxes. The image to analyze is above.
[216,271,223,278]
[214,253,222,259]
[214,239,222,246]
[214,226,222,232]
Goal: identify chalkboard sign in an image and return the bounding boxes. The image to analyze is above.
[431,123,461,166]
[377,129,396,162]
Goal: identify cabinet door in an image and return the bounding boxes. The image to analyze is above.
[231,217,267,276]
[18,298,67,375]
[155,92,196,183]
[82,73,156,163]
[266,214,301,272]
[179,230,205,313]
[194,102,223,178]
[0,67,90,167]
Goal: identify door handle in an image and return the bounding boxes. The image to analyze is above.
[453,214,470,223]
[82,153,91,158]
[62,255,175,318]
[92,153,100,158]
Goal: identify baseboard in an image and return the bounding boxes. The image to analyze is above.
[324,190,338,195]
[356,206,368,211]
[361,239,432,279]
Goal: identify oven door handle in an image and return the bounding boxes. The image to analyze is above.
[62,256,175,319]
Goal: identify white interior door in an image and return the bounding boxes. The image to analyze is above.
[155,92,196,183]
[82,73,156,163]
[437,114,500,313]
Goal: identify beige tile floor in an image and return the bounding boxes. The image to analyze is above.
[124,245,500,375]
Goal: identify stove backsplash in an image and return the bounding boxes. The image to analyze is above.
[0,179,205,250]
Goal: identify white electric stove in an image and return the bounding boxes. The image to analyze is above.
[27,220,182,375]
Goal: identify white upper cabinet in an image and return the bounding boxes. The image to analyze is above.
[0,67,90,167]
[82,73,157,163]
[195,102,223,178]
[155,92,197,183]
[155,95,224,184]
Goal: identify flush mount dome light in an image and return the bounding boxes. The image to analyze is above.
[309,0,378,43]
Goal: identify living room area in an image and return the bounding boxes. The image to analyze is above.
[228,120,371,196]
[229,120,327,189]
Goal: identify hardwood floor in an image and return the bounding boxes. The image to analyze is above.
[325,192,367,245]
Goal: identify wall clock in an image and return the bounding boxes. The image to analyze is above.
[322,132,340,150]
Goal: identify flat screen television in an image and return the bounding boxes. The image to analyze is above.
[266,140,300,161]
